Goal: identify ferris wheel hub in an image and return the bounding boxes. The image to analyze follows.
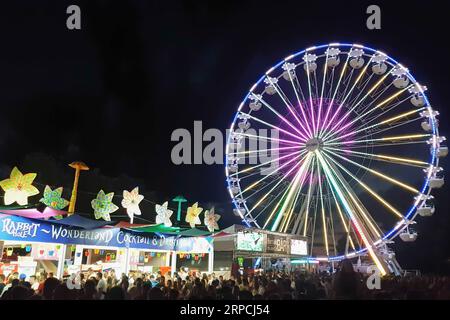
[305,137,323,152]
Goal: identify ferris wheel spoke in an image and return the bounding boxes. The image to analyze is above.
[317,52,330,139]
[264,77,312,138]
[252,94,311,139]
[231,148,301,162]
[304,59,317,135]
[233,153,297,170]
[323,146,428,168]
[326,107,425,145]
[235,151,306,196]
[230,149,306,178]
[328,70,392,138]
[354,90,410,128]
[325,183,338,255]
[319,55,373,139]
[315,151,387,275]
[327,182,357,251]
[246,154,308,217]
[316,156,329,256]
[346,73,375,108]
[302,156,316,236]
[313,69,320,98]
[319,152,382,238]
[323,152,405,219]
[324,133,431,147]
[324,159,381,254]
[320,154,385,256]
[269,153,313,231]
[241,174,290,205]
[351,117,423,143]
[285,67,314,137]
[354,82,393,116]
[325,149,419,193]
[240,155,306,183]
[252,184,291,221]
[230,153,305,183]
[309,188,319,257]
[229,145,302,158]
[239,112,308,142]
[329,140,430,150]
[323,85,414,142]
[280,177,304,233]
[319,54,350,138]
[238,132,305,146]
[261,182,293,229]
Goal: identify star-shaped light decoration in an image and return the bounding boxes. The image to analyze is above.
[204,207,221,232]
[39,185,69,220]
[91,190,119,221]
[185,202,202,228]
[155,201,173,227]
[0,167,39,206]
[121,187,144,224]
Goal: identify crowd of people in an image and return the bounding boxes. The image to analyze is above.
[1,260,450,300]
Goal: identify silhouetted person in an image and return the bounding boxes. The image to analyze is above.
[106,286,125,300]
[332,259,360,299]
[43,277,60,300]
[80,279,97,300]
[147,287,165,300]
[4,285,31,300]
[53,283,74,300]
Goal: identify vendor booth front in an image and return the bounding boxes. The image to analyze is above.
[172,236,214,276]
[1,212,216,281]
[0,213,178,280]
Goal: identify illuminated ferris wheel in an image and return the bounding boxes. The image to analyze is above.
[225,43,447,274]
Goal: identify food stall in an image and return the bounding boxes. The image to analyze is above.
[173,235,214,275]
[0,215,66,279]
[0,213,179,279]
[1,212,218,280]
[128,248,171,275]
[213,224,308,276]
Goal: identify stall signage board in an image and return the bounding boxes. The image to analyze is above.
[0,214,186,251]
[290,239,308,255]
[236,231,264,252]
[266,234,290,254]
[176,236,213,253]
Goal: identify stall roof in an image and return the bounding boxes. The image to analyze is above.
[114,221,152,229]
[177,228,211,237]
[129,224,183,235]
[47,214,114,229]
[211,231,232,238]
[0,207,67,219]
[0,204,35,210]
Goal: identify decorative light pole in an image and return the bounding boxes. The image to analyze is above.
[172,195,187,222]
[68,161,89,215]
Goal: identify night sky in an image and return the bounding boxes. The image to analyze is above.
[0,0,449,273]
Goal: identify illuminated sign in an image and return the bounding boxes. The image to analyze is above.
[236,231,263,252]
[290,239,308,255]
[266,234,289,254]
[0,214,186,251]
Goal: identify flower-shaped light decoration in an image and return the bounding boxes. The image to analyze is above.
[121,187,144,224]
[91,190,119,221]
[185,202,203,228]
[155,201,173,227]
[0,167,39,205]
[39,185,69,220]
[204,207,221,232]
